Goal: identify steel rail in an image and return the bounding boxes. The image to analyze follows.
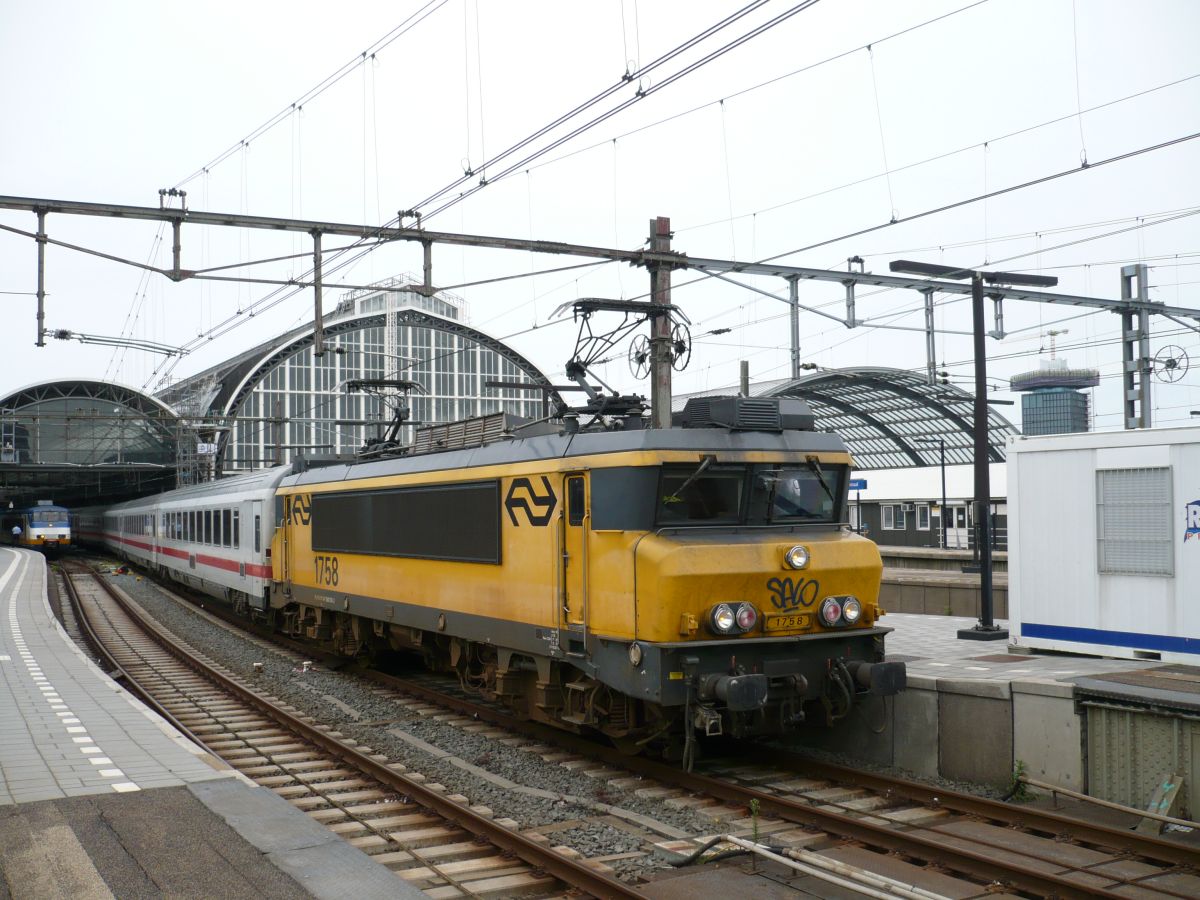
[70,568,490,899]
[90,569,641,900]
[60,565,210,749]
[757,751,1200,870]
[366,669,1198,870]
[154,576,1198,895]
[358,674,1194,899]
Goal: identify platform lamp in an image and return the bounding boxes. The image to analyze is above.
[889,260,1058,641]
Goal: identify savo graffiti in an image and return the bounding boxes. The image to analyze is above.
[766,576,820,612]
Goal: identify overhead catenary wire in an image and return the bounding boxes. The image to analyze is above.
[171,0,450,190]
[140,10,1194,384]
[677,71,1200,235]
[75,9,1190,391]
[612,127,1200,324]
[685,204,1200,383]
[522,0,993,187]
[415,0,824,223]
[406,0,776,215]
[146,1,827,379]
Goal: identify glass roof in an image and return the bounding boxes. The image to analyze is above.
[677,367,1018,471]
[763,368,1018,469]
[0,380,181,507]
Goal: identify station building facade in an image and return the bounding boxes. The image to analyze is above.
[157,277,557,474]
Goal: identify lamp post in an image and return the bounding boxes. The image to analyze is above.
[914,437,947,549]
[890,260,1057,641]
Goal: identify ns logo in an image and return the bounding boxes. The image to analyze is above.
[289,494,312,526]
[504,477,557,526]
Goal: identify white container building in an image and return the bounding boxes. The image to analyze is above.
[1008,426,1200,662]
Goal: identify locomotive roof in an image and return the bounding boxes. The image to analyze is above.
[282,425,849,489]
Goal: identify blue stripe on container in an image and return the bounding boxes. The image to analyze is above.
[1022,623,1198,654]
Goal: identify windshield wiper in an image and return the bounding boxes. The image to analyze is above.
[805,455,836,505]
[663,454,715,504]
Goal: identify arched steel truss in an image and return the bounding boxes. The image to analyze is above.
[222,309,562,419]
[756,367,1018,470]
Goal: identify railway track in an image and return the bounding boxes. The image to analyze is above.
[79,560,1200,898]
[60,561,639,899]
[365,673,1200,899]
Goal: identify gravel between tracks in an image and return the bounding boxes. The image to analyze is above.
[93,567,1010,881]
[100,571,717,880]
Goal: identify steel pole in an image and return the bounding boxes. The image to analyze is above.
[939,438,947,551]
[312,230,325,356]
[35,209,46,346]
[789,276,800,379]
[961,272,1006,640]
[649,216,674,429]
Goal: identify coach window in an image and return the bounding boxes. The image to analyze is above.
[254,515,261,553]
[204,510,213,545]
[220,509,230,547]
[567,476,586,526]
[232,510,240,548]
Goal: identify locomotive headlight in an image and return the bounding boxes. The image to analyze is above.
[628,642,643,667]
[819,597,844,627]
[785,545,810,569]
[841,597,862,624]
[735,603,758,632]
[710,603,736,634]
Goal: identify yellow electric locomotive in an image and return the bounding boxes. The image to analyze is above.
[270,396,904,757]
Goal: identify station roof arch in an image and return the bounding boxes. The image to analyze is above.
[156,288,559,471]
[675,367,1019,470]
[0,379,182,508]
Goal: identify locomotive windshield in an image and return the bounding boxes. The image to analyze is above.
[758,465,840,523]
[655,462,846,527]
[658,465,744,524]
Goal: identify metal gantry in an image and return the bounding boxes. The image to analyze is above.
[2,193,1199,432]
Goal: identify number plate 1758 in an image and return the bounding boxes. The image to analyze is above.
[765,613,811,632]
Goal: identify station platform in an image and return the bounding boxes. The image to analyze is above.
[0,548,409,899]
[806,610,1199,823]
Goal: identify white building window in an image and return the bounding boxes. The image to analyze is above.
[882,504,906,530]
[917,504,930,531]
[1096,467,1173,576]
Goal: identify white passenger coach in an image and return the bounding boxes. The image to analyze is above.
[75,467,289,613]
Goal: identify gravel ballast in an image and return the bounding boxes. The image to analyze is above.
[96,570,715,879]
[86,562,1011,882]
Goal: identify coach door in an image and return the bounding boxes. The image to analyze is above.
[560,474,590,635]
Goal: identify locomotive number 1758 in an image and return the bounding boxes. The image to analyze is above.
[314,555,340,586]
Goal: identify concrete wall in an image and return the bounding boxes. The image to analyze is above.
[880,577,1009,619]
[880,548,1009,573]
[811,676,1082,793]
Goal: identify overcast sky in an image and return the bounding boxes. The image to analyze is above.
[2,0,1197,428]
